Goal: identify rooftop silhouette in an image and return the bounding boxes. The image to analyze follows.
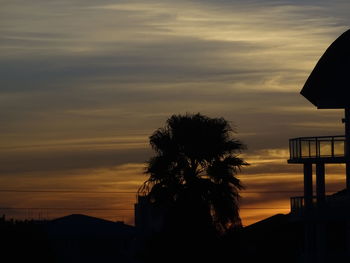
[288,28,350,262]
[301,29,350,108]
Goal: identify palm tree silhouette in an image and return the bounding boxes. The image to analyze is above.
[139,113,248,235]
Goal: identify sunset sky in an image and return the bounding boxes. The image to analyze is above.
[1,0,350,226]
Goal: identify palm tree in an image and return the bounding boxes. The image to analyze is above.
[139,113,248,235]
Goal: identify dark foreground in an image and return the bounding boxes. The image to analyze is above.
[0,213,307,263]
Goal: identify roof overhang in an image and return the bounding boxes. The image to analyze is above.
[300,29,350,109]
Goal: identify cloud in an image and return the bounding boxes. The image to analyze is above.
[0,145,151,174]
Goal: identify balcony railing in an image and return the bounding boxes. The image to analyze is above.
[288,135,345,163]
[290,196,314,213]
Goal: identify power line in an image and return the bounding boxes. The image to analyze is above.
[0,189,303,194]
[241,190,304,194]
[0,189,341,194]
[0,207,288,210]
[240,207,289,209]
[0,207,134,211]
[0,189,136,193]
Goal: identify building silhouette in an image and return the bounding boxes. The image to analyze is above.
[288,29,350,262]
[46,214,137,263]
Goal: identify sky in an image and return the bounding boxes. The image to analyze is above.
[1,0,350,226]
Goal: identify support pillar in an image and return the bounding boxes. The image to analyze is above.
[345,107,350,190]
[303,163,314,262]
[347,222,350,261]
[315,162,326,262]
[316,222,327,263]
[316,162,326,206]
[304,163,313,210]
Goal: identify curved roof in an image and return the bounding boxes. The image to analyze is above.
[301,29,350,109]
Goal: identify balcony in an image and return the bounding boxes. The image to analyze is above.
[290,196,316,213]
[290,196,330,216]
[288,135,345,163]
[290,192,350,215]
